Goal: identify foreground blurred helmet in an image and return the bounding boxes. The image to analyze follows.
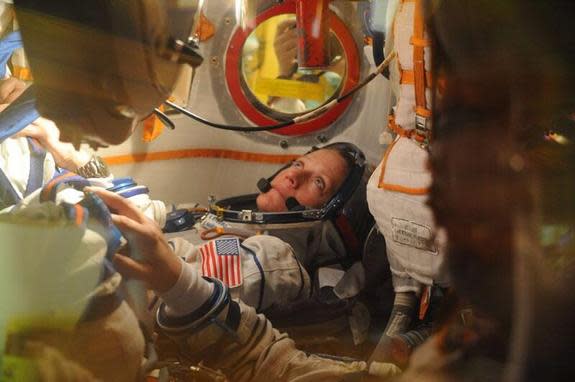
[13,0,204,147]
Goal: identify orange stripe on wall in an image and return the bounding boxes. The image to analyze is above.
[102,148,300,166]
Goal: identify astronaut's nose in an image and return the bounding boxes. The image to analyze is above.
[285,173,299,189]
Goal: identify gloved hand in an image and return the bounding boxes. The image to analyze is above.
[274,19,298,78]
[87,187,182,293]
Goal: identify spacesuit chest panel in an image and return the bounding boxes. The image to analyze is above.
[195,211,343,267]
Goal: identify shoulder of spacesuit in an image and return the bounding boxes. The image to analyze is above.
[241,234,296,257]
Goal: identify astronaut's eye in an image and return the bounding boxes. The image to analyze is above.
[313,177,326,192]
[292,160,303,169]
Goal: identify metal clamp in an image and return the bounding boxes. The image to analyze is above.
[415,114,431,148]
[76,155,110,178]
[159,36,204,68]
[240,210,253,222]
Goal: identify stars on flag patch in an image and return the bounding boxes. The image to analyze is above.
[199,237,243,288]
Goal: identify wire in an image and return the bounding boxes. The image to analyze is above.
[338,51,396,102]
[165,100,295,132]
[165,51,396,132]
[153,108,175,129]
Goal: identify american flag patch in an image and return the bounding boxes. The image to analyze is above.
[199,238,243,288]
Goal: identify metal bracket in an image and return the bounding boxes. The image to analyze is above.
[415,114,431,147]
[240,210,253,222]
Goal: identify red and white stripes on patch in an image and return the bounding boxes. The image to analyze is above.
[199,239,243,288]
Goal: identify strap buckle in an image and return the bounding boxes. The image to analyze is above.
[240,210,253,222]
[415,114,431,148]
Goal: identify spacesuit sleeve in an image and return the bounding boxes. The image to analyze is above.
[238,235,311,311]
[157,276,367,381]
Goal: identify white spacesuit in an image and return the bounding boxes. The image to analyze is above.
[367,0,449,292]
[365,0,450,362]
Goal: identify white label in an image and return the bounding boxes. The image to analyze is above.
[391,218,437,253]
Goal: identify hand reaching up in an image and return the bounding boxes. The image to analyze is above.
[87,187,182,293]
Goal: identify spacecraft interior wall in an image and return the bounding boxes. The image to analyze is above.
[96,0,391,205]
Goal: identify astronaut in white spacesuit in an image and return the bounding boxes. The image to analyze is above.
[164,142,371,314]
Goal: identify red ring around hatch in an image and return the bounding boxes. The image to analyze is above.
[225,0,360,136]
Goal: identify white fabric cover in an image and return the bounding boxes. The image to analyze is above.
[379,136,431,190]
[366,0,450,293]
[0,187,112,355]
[367,161,449,291]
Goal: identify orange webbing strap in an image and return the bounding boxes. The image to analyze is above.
[419,285,431,320]
[74,204,85,227]
[387,115,426,144]
[412,0,433,146]
[377,133,429,195]
[400,70,432,86]
[413,0,428,112]
[410,36,431,47]
[393,0,433,147]
[378,137,396,186]
[415,106,432,119]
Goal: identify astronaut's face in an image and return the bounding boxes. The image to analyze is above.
[256,149,349,212]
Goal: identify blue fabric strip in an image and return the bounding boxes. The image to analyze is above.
[0,31,22,78]
[107,177,137,193]
[240,243,266,312]
[117,186,149,199]
[41,172,90,202]
[80,192,122,258]
[24,138,47,196]
[0,167,20,209]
